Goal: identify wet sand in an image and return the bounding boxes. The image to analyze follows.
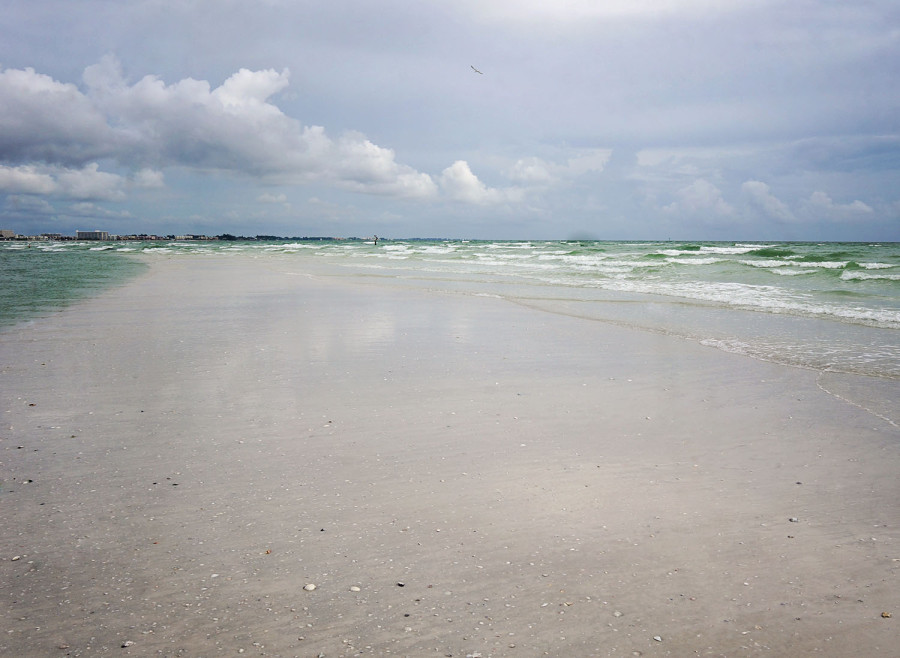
[2,255,898,656]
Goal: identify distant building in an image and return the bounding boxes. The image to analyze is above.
[0,229,16,239]
[76,230,110,240]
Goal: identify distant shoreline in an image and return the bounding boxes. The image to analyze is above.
[3,233,899,245]
[0,233,369,242]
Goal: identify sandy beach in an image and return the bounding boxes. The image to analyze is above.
[2,254,898,657]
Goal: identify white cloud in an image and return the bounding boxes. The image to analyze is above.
[741,180,795,222]
[507,158,558,185]
[0,165,57,195]
[440,161,496,203]
[321,131,438,198]
[256,191,291,211]
[802,190,874,222]
[507,149,612,185]
[132,168,165,188]
[0,163,125,200]
[0,66,116,165]
[211,67,291,111]
[0,60,456,202]
[440,160,523,204]
[56,163,125,200]
[664,178,734,217]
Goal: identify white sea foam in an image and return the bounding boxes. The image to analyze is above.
[699,337,755,354]
[797,261,848,269]
[768,268,812,276]
[841,271,900,281]
[698,246,760,255]
[659,246,758,256]
[486,242,534,250]
[740,260,789,268]
[665,257,723,265]
[279,243,323,250]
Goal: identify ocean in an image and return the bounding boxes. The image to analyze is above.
[2,239,898,380]
[0,241,147,330]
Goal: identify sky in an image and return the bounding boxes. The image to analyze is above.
[1,0,898,240]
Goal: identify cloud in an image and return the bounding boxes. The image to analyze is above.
[740,180,795,222]
[0,163,125,200]
[317,131,438,198]
[566,150,613,176]
[65,202,132,219]
[258,192,288,204]
[0,59,455,202]
[256,191,291,211]
[3,194,55,217]
[132,168,165,188]
[56,163,126,200]
[802,190,873,222]
[507,158,559,185]
[790,135,900,172]
[664,178,734,217]
[211,67,291,110]
[506,149,612,186]
[440,160,523,204]
[0,66,116,165]
[0,165,57,195]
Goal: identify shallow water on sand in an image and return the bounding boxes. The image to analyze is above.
[2,238,898,379]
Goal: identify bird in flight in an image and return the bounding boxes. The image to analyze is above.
[470,65,483,74]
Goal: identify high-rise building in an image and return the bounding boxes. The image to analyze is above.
[76,230,110,240]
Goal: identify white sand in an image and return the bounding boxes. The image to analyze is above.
[2,255,898,656]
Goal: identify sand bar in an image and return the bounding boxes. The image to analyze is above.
[2,254,898,656]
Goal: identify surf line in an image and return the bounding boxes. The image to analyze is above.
[815,371,898,428]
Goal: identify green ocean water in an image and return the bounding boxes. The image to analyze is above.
[0,242,147,329]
